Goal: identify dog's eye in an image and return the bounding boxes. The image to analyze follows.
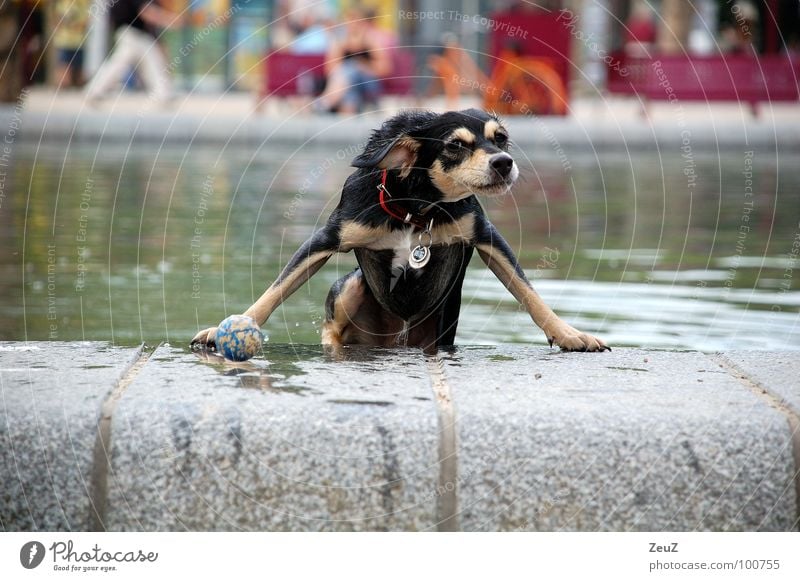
[494,133,508,147]
[445,139,468,153]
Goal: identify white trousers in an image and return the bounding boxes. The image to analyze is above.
[85,26,172,102]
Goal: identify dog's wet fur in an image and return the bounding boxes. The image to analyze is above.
[191,109,609,353]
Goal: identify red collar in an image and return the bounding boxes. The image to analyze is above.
[377,169,431,230]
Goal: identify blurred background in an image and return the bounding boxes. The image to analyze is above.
[0,0,798,351]
[2,0,799,104]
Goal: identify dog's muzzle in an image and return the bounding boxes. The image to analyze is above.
[490,153,515,179]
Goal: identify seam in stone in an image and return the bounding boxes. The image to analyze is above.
[426,354,460,532]
[88,343,153,531]
[713,353,800,531]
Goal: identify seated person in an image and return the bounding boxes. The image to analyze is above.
[316,9,393,113]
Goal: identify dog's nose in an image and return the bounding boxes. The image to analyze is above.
[490,153,514,178]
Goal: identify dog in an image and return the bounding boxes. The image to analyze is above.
[191,109,609,353]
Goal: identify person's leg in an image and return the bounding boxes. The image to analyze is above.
[71,49,85,87]
[84,27,140,101]
[316,61,355,112]
[357,70,381,110]
[133,29,172,102]
[55,49,72,89]
[341,68,379,113]
[59,49,85,88]
[332,61,366,113]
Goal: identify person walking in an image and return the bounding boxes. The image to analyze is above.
[84,0,182,105]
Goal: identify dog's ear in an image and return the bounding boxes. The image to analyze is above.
[352,135,420,177]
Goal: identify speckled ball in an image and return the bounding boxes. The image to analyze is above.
[215,315,264,361]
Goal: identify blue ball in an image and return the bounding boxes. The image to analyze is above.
[215,315,264,361]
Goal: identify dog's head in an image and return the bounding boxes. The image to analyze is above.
[352,109,518,202]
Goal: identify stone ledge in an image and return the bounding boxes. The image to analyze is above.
[0,342,144,531]
[439,347,797,531]
[1,342,797,531]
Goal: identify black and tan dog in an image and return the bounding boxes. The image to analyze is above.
[191,109,609,353]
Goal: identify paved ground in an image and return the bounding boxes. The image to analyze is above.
[1,341,797,531]
[2,88,799,148]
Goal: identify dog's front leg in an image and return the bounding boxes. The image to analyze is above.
[474,219,609,352]
[191,226,340,349]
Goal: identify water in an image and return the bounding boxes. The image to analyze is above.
[1,142,798,350]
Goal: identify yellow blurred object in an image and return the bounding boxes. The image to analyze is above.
[339,0,397,31]
[53,0,90,50]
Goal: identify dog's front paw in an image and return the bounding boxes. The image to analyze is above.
[190,326,218,351]
[545,324,610,352]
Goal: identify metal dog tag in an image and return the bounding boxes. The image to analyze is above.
[408,245,430,269]
[408,221,434,270]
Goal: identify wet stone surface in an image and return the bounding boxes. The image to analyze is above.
[1,342,797,531]
[439,347,797,531]
[723,352,800,416]
[0,342,142,531]
[105,345,440,531]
